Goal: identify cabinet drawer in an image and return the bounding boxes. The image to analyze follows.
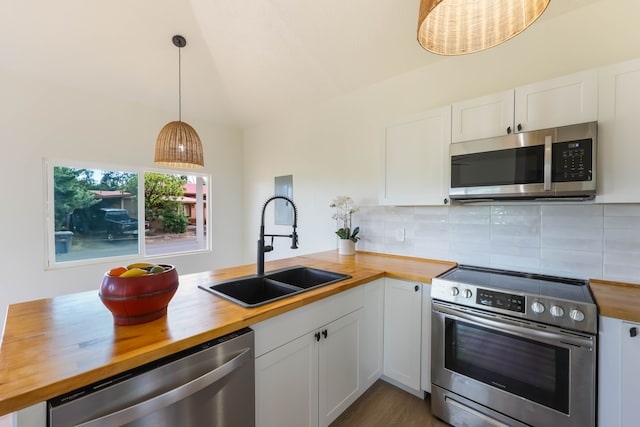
[253,286,364,357]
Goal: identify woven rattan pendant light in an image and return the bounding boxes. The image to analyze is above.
[417,0,550,55]
[154,35,204,168]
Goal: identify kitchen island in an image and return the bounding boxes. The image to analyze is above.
[0,250,456,417]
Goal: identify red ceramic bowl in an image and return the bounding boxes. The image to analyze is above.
[99,264,179,326]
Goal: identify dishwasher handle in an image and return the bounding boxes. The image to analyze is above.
[76,346,252,427]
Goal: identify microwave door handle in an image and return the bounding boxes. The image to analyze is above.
[544,135,552,191]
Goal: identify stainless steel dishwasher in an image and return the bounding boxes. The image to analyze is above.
[48,328,254,427]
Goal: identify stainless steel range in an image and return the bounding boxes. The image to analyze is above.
[431,265,597,427]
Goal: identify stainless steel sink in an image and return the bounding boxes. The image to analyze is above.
[199,266,352,307]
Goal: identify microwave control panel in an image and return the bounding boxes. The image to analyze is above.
[552,138,592,182]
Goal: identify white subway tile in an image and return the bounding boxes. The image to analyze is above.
[541,204,604,217]
[604,228,640,252]
[491,205,541,217]
[604,204,640,217]
[359,202,640,283]
[539,248,602,279]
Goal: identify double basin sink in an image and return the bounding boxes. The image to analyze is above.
[199,266,352,307]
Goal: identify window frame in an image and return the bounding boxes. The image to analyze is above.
[44,159,211,270]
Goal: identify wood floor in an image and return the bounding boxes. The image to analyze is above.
[331,380,450,427]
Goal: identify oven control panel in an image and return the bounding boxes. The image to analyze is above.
[431,278,598,334]
[476,289,525,313]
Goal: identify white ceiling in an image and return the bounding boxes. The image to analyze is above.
[0,0,601,127]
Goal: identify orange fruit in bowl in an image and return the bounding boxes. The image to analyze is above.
[108,266,128,277]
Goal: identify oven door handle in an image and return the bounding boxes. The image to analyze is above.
[433,304,594,349]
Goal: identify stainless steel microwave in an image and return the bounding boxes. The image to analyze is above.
[449,121,597,202]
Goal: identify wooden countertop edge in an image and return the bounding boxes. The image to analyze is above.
[0,274,387,416]
[0,251,455,416]
[589,278,640,323]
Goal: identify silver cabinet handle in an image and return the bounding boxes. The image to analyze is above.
[76,347,252,427]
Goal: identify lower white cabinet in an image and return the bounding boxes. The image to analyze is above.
[256,309,362,427]
[254,280,383,427]
[598,316,640,427]
[360,278,384,391]
[420,283,432,393]
[256,328,319,427]
[383,277,423,393]
[318,310,362,425]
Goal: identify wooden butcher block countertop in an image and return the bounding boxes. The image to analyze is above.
[590,278,640,323]
[0,250,456,416]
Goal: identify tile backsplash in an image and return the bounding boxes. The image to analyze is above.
[357,203,640,284]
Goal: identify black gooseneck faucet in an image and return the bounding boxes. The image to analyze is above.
[257,196,299,276]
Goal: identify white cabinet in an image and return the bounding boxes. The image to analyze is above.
[360,278,384,391]
[318,310,362,426]
[383,278,423,393]
[452,69,598,143]
[254,281,383,427]
[598,316,640,427]
[420,283,432,393]
[451,90,515,143]
[256,329,319,427]
[596,58,640,203]
[379,106,451,206]
[256,309,363,427]
[621,319,640,427]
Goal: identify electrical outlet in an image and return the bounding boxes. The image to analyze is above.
[395,228,405,242]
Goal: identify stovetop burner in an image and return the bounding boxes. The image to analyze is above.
[432,265,597,334]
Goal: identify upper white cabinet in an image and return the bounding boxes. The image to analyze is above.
[596,58,640,203]
[379,106,451,206]
[451,90,515,143]
[452,69,598,143]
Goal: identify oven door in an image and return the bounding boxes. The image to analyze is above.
[431,301,596,427]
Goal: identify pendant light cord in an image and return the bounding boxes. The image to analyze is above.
[178,46,182,122]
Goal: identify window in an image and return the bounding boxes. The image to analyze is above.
[46,161,210,268]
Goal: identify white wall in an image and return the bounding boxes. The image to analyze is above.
[242,0,640,276]
[0,69,245,330]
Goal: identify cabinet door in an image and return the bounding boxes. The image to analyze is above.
[256,333,319,427]
[383,278,422,391]
[622,320,640,427]
[360,279,384,391]
[318,309,363,427]
[380,106,451,206]
[420,283,432,393]
[598,315,624,427]
[451,90,514,142]
[515,69,598,133]
[596,58,640,203]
